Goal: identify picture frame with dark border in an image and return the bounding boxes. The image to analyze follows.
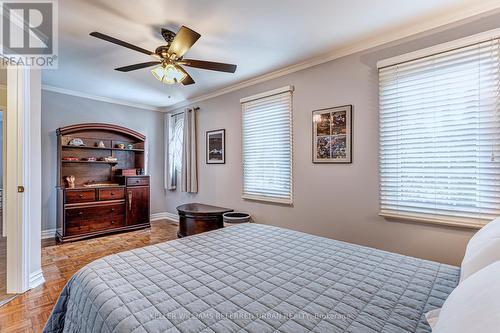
[206,129,225,164]
[312,105,352,163]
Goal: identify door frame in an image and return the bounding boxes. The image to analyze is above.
[0,106,4,238]
[5,66,41,293]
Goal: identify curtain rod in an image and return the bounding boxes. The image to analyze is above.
[170,107,200,118]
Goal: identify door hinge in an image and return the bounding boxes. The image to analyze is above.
[17,186,25,193]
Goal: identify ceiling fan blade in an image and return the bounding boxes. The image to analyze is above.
[168,26,201,58]
[176,66,195,85]
[115,61,161,72]
[181,74,195,85]
[90,32,154,56]
[180,59,237,73]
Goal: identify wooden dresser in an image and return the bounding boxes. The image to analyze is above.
[56,123,150,243]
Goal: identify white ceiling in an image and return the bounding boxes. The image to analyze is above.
[42,0,498,109]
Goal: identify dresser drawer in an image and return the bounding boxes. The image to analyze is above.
[65,203,125,236]
[126,177,149,187]
[98,188,125,200]
[65,189,96,204]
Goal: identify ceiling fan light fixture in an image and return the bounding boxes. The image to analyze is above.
[151,64,187,84]
[90,26,236,86]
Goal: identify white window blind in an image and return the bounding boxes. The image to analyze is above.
[241,86,293,204]
[379,37,500,227]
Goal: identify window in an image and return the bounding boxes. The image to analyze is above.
[167,113,184,189]
[171,117,184,172]
[378,32,500,227]
[241,86,293,204]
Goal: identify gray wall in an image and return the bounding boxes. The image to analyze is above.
[41,91,166,231]
[0,79,5,107]
[164,12,500,266]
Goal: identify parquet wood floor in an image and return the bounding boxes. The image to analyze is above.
[1,211,9,306]
[0,220,179,333]
[0,235,8,306]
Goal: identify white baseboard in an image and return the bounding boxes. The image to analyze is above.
[41,228,57,239]
[29,269,45,289]
[41,212,179,239]
[150,212,179,222]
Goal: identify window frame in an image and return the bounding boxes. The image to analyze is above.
[377,28,500,229]
[241,85,294,205]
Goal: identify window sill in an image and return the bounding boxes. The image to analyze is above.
[379,212,485,229]
[242,194,293,206]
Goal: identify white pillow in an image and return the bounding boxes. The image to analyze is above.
[460,217,500,282]
[425,308,441,329]
[460,239,500,281]
[466,216,500,252]
[434,260,500,333]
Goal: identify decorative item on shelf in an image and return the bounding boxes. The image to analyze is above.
[96,141,106,148]
[98,156,118,162]
[81,157,97,162]
[65,175,76,188]
[68,138,85,146]
[116,143,125,149]
[312,105,352,164]
[206,129,225,164]
[62,157,79,161]
[127,143,134,150]
[136,168,144,175]
[118,168,138,176]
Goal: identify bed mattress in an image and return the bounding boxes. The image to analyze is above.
[44,223,459,333]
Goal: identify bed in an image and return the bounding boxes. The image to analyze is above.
[43,223,459,333]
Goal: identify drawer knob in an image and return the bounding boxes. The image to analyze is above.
[78,211,83,215]
[111,220,115,224]
[79,195,84,198]
[111,208,115,212]
[110,192,115,196]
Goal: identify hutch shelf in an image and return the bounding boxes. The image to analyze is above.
[56,123,150,243]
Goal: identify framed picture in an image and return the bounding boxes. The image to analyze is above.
[312,105,352,163]
[206,129,225,164]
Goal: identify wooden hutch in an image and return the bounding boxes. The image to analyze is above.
[56,123,150,243]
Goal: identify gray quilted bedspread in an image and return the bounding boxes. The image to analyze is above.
[43,223,459,333]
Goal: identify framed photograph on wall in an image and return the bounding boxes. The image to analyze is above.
[206,129,225,164]
[312,105,352,163]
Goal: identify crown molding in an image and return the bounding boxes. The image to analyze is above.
[164,2,500,112]
[377,27,500,69]
[42,84,162,111]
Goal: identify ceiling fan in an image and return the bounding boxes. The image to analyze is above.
[89,26,237,85]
